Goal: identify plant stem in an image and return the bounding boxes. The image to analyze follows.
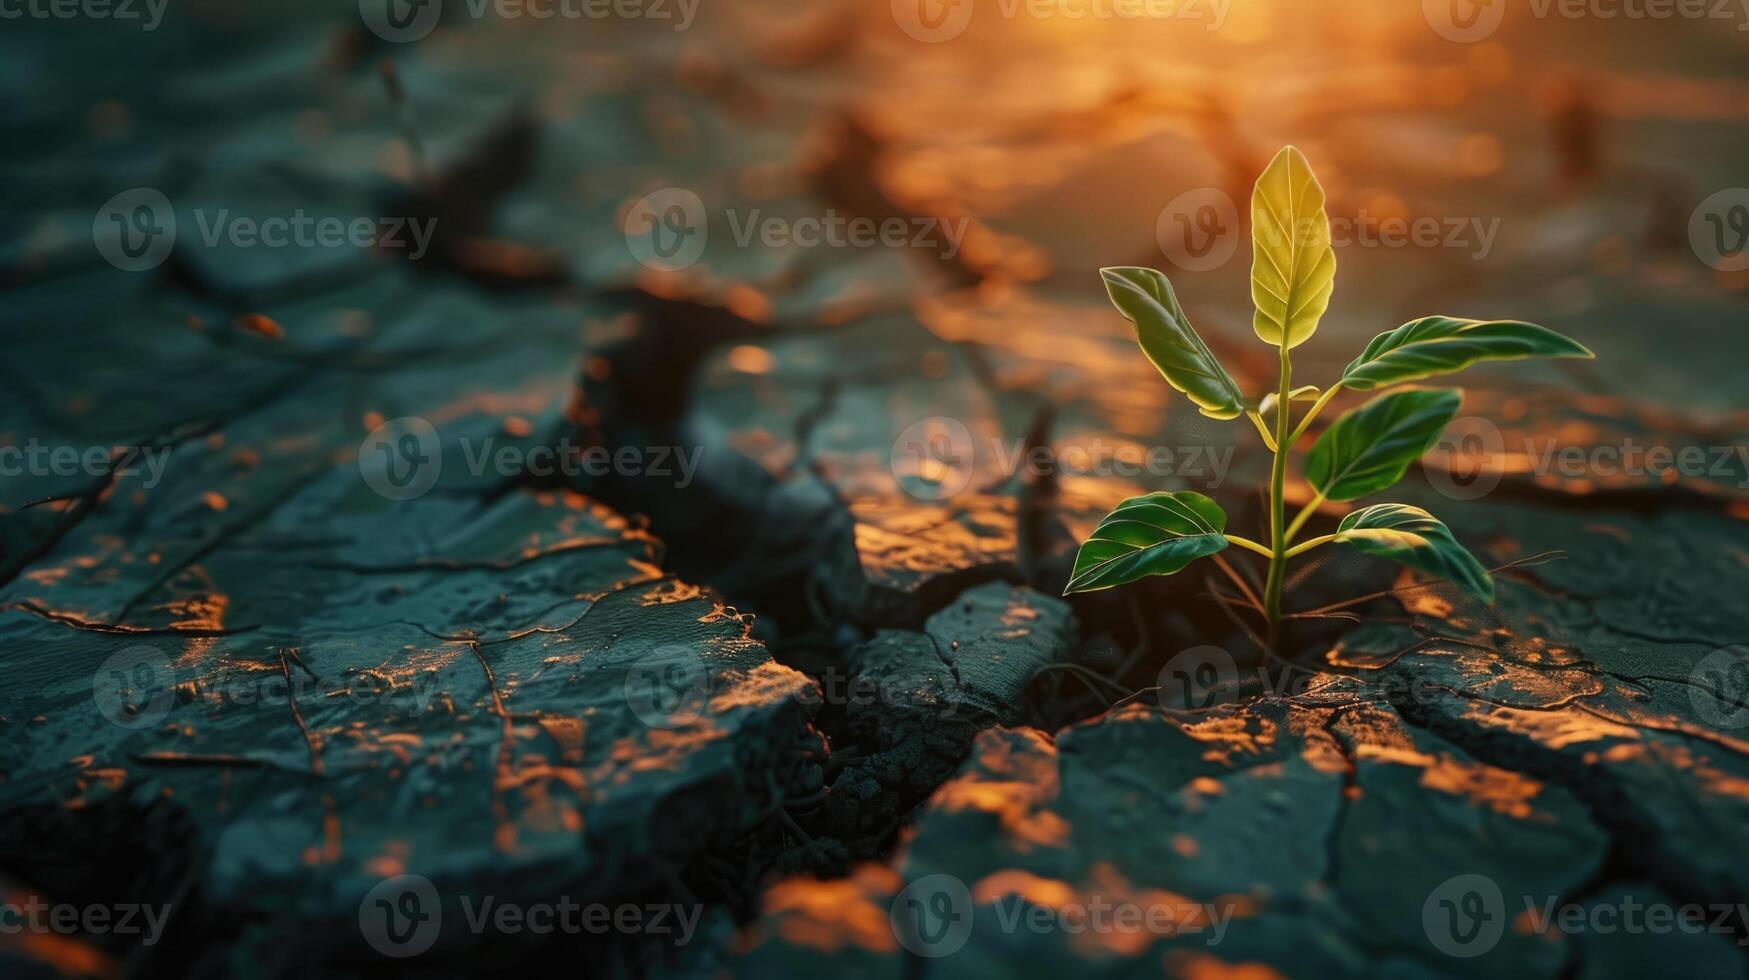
[1284,533,1338,559]
[1286,382,1342,447]
[1246,411,1278,452]
[1223,535,1274,559]
[1284,489,1327,543]
[1262,344,1293,647]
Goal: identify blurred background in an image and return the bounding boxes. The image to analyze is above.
[3,1,1749,977]
[7,0,1746,557]
[5,0,1747,400]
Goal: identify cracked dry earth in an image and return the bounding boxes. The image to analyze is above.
[4,5,1749,979]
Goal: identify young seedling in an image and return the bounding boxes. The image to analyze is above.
[1064,146,1593,647]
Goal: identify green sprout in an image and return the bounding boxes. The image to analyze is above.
[1064,146,1593,645]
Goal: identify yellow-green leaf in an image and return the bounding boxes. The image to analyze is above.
[1305,388,1461,501]
[1250,146,1337,351]
[1341,317,1594,391]
[1335,503,1493,603]
[1064,492,1229,594]
[1100,267,1246,421]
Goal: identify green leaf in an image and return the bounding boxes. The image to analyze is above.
[1335,503,1493,602]
[1305,388,1461,501]
[1100,267,1246,421]
[1064,491,1229,594]
[1250,146,1337,351]
[1341,317,1594,391]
